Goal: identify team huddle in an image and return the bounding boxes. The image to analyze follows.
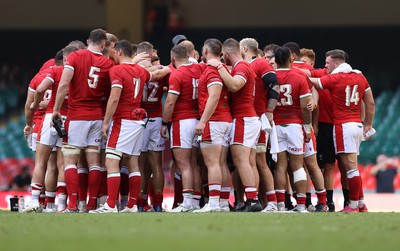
[22,28,375,214]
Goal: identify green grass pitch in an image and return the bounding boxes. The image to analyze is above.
[1,212,399,251]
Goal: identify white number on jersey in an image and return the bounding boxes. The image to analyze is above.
[133,78,140,99]
[192,78,199,100]
[142,82,159,102]
[345,85,359,106]
[88,66,100,89]
[280,84,293,106]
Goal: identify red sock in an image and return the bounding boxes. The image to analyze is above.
[316,189,327,205]
[87,166,102,209]
[45,191,56,204]
[220,186,230,200]
[137,196,145,207]
[40,194,46,206]
[65,165,78,210]
[106,173,120,208]
[127,172,141,208]
[153,193,163,207]
[193,190,202,204]
[56,182,67,195]
[347,170,361,201]
[276,190,285,203]
[120,167,129,197]
[77,168,88,202]
[244,186,258,200]
[296,193,306,205]
[266,191,277,203]
[98,168,108,198]
[173,173,183,208]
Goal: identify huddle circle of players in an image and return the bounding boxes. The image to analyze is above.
[22,28,375,214]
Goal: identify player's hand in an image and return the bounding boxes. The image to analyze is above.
[313,124,319,137]
[51,111,62,126]
[306,99,316,111]
[207,59,220,68]
[265,112,274,124]
[23,125,32,139]
[160,125,168,139]
[30,102,38,111]
[195,121,206,136]
[39,100,48,110]
[102,123,109,140]
[132,52,151,64]
[304,132,311,143]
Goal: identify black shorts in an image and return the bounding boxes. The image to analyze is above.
[317,122,336,166]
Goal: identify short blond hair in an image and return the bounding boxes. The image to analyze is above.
[300,48,316,63]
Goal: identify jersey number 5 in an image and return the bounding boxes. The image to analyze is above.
[88,66,100,89]
[345,85,359,106]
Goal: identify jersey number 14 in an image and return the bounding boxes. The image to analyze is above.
[345,85,359,106]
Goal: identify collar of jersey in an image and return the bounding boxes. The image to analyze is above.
[275,68,291,71]
[88,49,103,55]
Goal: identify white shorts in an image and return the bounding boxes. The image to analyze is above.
[333,122,363,154]
[107,119,145,156]
[256,130,270,153]
[141,117,165,152]
[37,114,63,148]
[171,118,199,149]
[65,120,102,148]
[276,124,304,155]
[304,131,317,158]
[200,121,232,147]
[31,132,38,152]
[230,117,261,149]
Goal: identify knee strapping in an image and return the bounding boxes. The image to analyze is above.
[105,149,123,160]
[293,168,307,183]
[61,145,81,156]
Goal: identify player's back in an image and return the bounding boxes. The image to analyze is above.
[65,49,114,120]
[321,72,370,124]
[250,58,275,116]
[274,68,311,125]
[45,66,68,115]
[168,63,206,121]
[110,63,150,119]
[230,60,257,118]
[198,65,231,122]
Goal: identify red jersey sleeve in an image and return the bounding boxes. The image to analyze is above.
[168,71,181,95]
[64,52,78,72]
[318,74,337,91]
[233,62,250,83]
[299,76,312,99]
[109,67,124,89]
[258,59,275,78]
[311,68,328,78]
[45,68,56,84]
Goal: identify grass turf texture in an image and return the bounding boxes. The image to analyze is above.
[1,212,399,251]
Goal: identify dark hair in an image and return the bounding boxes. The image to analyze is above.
[54,49,64,66]
[115,40,133,57]
[63,45,79,57]
[283,42,300,56]
[137,41,154,55]
[263,43,279,54]
[274,47,291,66]
[68,40,86,49]
[204,38,222,56]
[171,44,188,60]
[132,44,138,55]
[223,38,240,53]
[88,28,107,45]
[325,49,346,62]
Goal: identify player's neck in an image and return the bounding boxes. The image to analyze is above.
[231,55,242,66]
[87,44,102,54]
[175,59,190,68]
[243,53,255,62]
